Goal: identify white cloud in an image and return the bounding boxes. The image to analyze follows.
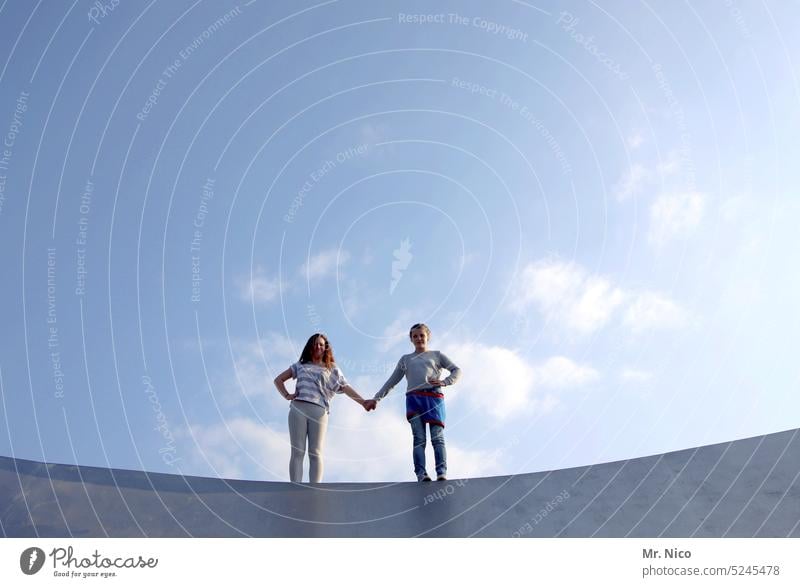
[187,417,288,480]
[648,191,705,246]
[511,258,579,311]
[569,277,627,334]
[512,259,626,336]
[623,292,687,334]
[614,163,648,201]
[236,266,285,304]
[445,444,506,478]
[534,356,600,389]
[445,342,536,420]
[301,248,350,282]
[442,341,598,422]
[319,398,415,481]
[512,258,688,338]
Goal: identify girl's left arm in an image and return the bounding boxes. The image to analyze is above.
[341,384,366,406]
[438,352,462,386]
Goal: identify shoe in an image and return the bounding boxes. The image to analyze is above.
[419,474,432,482]
[436,475,447,481]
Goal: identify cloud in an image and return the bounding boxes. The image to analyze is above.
[302,248,350,282]
[319,398,414,481]
[442,341,598,421]
[512,258,688,338]
[444,342,536,420]
[512,258,626,336]
[648,191,705,246]
[187,417,288,480]
[614,164,648,201]
[236,266,285,304]
[444,444,506,478]
[534,356,600,389]
[623,292,687,334]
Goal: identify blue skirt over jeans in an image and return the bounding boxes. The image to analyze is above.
[406,390,446,479]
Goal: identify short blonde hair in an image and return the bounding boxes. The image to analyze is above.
[409,323,431,339]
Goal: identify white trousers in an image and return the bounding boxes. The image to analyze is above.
[288,400,328,482]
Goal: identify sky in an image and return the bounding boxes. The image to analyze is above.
[0,0,799,484]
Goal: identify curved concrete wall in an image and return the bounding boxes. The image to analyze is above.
[2,428,799,537]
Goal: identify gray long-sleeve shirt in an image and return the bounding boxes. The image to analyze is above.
[374,350,461,401]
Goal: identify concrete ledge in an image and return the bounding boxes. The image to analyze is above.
[2,428,799,537]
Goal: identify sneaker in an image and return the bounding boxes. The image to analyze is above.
[436,475,447,481]
[419,474,432,482]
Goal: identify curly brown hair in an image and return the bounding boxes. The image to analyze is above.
[298,333,335,369]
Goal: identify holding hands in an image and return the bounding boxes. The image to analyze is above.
[360,378,444,413]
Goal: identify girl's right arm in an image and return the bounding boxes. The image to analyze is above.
[373,359,405,402]
[273,367,296,401]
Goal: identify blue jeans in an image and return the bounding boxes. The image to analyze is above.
[410,415,446,479]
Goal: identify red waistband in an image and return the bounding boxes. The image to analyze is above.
[406,390,444,399]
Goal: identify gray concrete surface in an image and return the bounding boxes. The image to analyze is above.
[2,428,799,537]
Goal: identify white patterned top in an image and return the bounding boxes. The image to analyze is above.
[290,362,348,413]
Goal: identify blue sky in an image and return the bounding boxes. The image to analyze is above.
[1,0,799,483]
